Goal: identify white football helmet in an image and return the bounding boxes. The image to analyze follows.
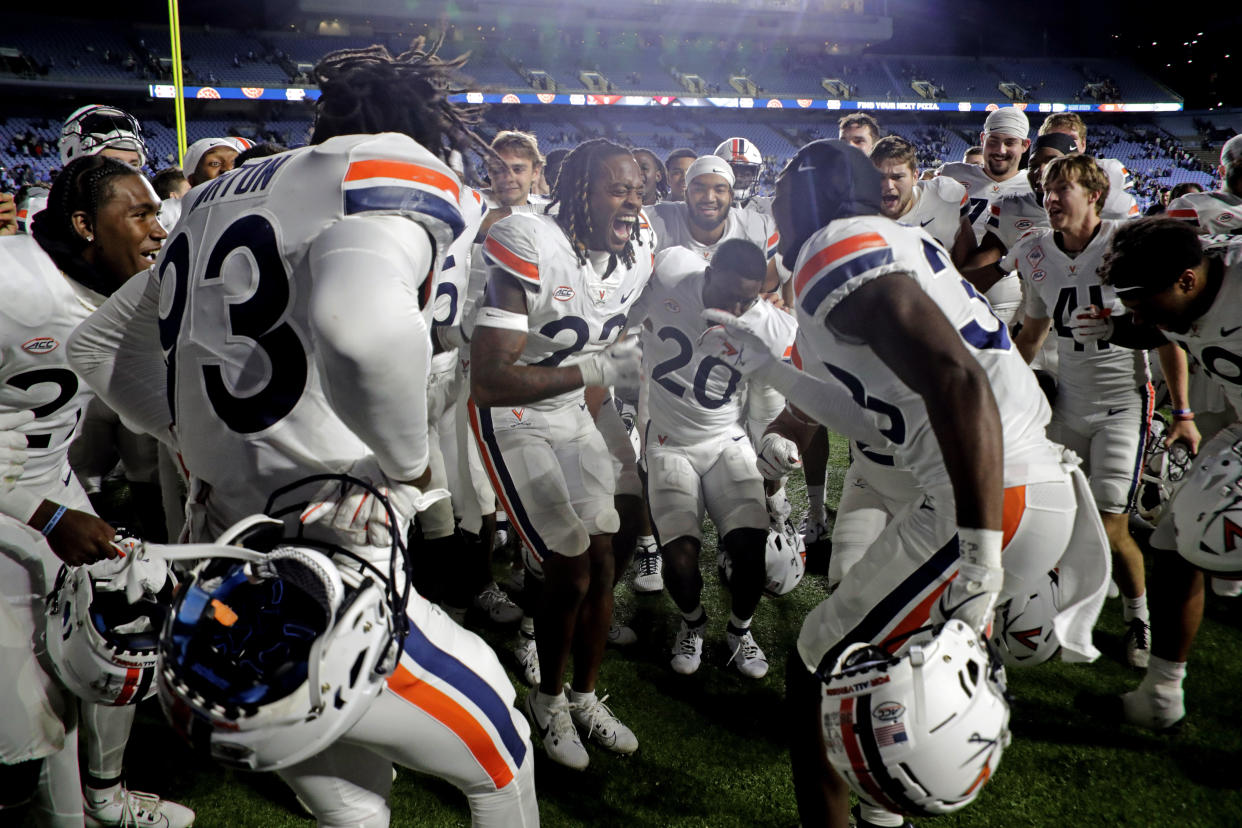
[1173,435,1242,577]
[1136,413,1193,523]
[820,619,1010,817]
[60,104,147,167]
[713,137,763,202]
[45,546,176,706]
[157,516,399,771]
[716,524,805,598]
[990,569,1062,667]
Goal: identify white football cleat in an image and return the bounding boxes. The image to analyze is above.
[1124,618,1151,669]
[1121,684,1185,731]
[513,634,541,686]
[84,787,195,828]
[726,629,769,679]
[1211,577,1242,597]
[524,689,589,770]
[475,582,522,624]
[567,685,638,755]
[632,541,663,594]
[670,620,705,675]
[607,619,637,646]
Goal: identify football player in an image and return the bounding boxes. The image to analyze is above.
[963,146,984,166]
[713,137,767,211]
[68,44,539,826]
[180,136,250,186]
[0,156,190,827]
[633,148,669,206]
[469,138,651,770]
[58,105,148,170]
[482,131,546,211]
[665,147,697,203]
[1094,219,1242,730]
[870,135,975,267]
[1166,134,1242,236]
[1037,113,1140,220]
[938,107,1032,326]
[633,239,796,679]
[1011,155,1196,669]
[701,140,1108,828]
[838,113,881,156]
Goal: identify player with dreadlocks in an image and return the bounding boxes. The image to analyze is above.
[469,138,653,770]
[67,42,537,826]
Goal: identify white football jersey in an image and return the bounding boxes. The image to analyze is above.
[432,185,487,336]
[160,133,468,524]
[791,215,1057,490]
[0,235,102,491]
[938,162,1030,321]
[1013,221,1149,404]
[986,192,1048,253]
[897,176,968,251]
[1160,237,1242,416]
[636,247,796,445]
[646,201,778,262]
[938,161,1032,243]
[1098,158,1140,221]
[1168,190,1242,236]
[479,212,653,411]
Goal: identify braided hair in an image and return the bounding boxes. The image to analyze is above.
[311,39,492,166]
[546,138,643,268]
[32,155,143,296]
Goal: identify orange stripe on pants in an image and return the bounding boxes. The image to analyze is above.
[1002,485,1027,549]
[386,663,515,789]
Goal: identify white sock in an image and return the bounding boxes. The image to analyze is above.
[807,485,826,522]
[728,613,752,633]
[683,604,706,627]
[1143,655,1186,695]
[519,616,535,638]
[859,802,905,827]
[567,687,596,706]
[638,534,656,551]
[1123,593,1149,623]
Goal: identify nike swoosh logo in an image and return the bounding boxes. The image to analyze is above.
[1222,326,1241,337]
[620,290,634,303]
[732,435,744,441]
[62,468,73,486]
[1107,407,1126,416]
[920,218,935,226]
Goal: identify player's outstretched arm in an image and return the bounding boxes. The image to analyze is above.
[67,270,173,442]
[950,215,979,269]
[960,230,1008,291]
[829,272,1003,532]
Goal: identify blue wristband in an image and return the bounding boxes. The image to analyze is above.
[41,504,67,537]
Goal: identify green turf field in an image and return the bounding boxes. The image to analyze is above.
[27,435,1242,827]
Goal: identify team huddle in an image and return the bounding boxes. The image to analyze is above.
[2,41,1242,828]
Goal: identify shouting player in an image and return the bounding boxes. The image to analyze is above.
[469,138,651,770]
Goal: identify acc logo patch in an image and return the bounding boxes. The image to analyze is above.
[1220,212,1236,224]
[1015,219,1033,230]
[1031,269,1047,282]
[553,286,575,301]
[873,701,905,722]
[664,299,681,313]
[21,337,58,354]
